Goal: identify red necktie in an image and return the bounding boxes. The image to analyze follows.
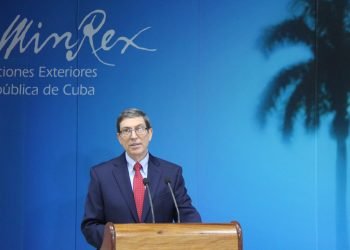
[133,162,145,222]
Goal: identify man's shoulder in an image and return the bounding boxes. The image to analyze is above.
[150,154,181,170]
[91,153,182,172]
[92,153,125,172]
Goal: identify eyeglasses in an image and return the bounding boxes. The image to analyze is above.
[119,126,149,138]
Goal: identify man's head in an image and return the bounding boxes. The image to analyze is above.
[116,108,153,161]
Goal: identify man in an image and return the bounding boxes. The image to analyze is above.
[81,108,201,248]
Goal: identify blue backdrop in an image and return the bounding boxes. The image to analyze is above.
[1,0,349,249]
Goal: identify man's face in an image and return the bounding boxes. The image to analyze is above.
[117,116,153,162]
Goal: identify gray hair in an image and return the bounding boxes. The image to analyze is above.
[116,108,152,132]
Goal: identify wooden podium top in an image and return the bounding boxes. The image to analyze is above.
[101,222,242,250]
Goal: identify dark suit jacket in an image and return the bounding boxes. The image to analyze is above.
[81,152,201,248]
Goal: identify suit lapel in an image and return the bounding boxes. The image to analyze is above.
[142,154,162,222]
[111,154,139,222]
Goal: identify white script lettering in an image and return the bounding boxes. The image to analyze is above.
[0,9,156,66]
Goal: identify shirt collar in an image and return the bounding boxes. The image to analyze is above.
[125,152,149,175]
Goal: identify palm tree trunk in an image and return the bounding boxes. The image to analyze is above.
[335,136,349,250]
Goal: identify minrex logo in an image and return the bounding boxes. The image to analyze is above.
[0,9,156,66]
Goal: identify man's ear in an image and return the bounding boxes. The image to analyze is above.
[148,128,153,141]
[116,133,122,144]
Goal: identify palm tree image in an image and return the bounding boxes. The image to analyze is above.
[257,0,349,249]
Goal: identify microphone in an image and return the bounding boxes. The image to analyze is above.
[165,178,181,223]
[143,178,155,223]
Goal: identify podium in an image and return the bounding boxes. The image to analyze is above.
[100,221,242,250]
